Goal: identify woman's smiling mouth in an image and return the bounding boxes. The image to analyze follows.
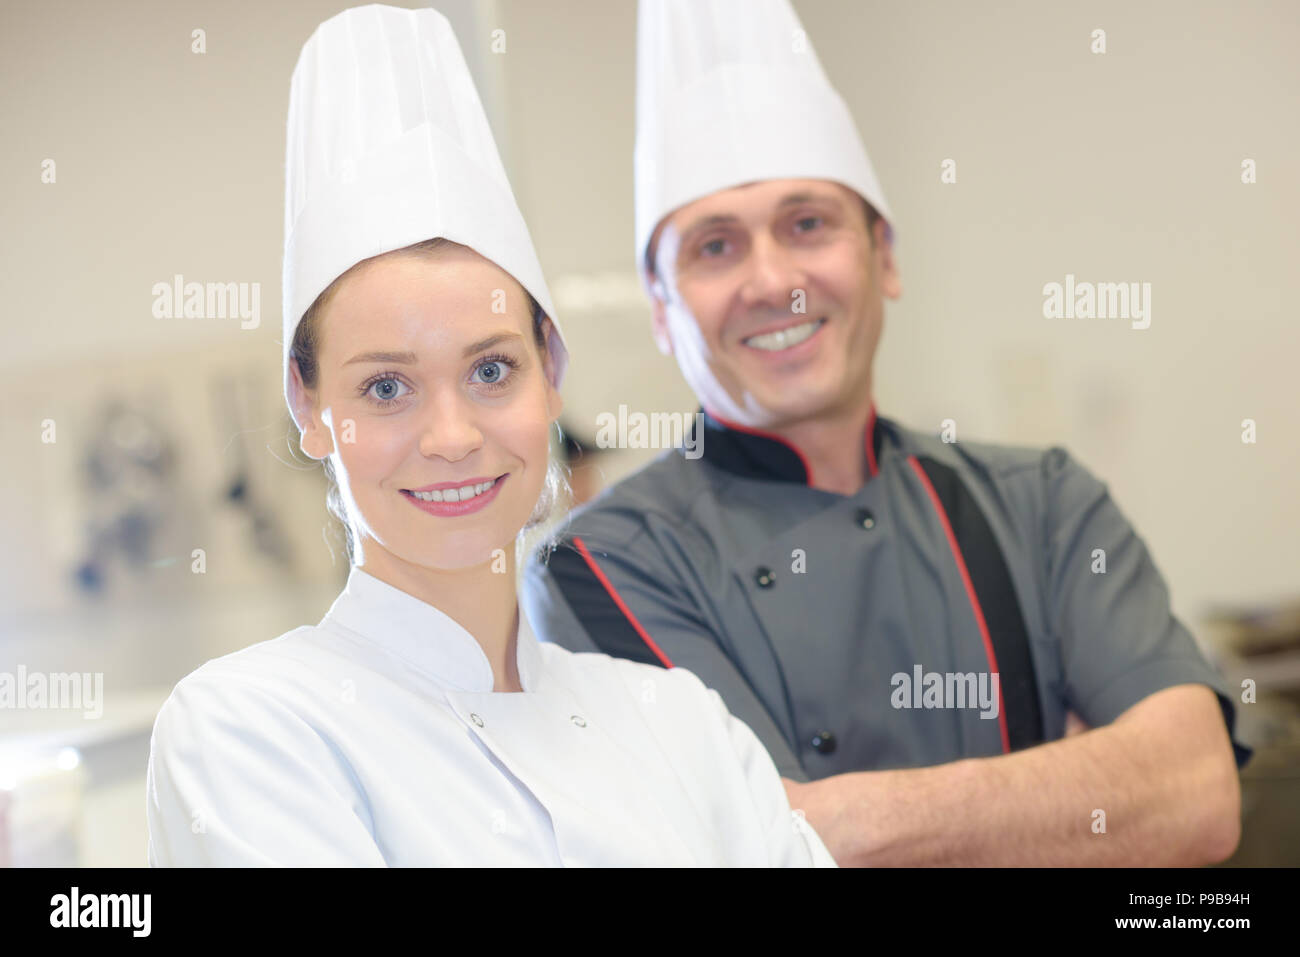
[401,474,507,515]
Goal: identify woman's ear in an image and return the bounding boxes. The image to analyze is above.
[546,382,565,424]
[288,356,334,460]
[539,319,565,423]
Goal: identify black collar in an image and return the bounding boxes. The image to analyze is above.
[690,405,885,486]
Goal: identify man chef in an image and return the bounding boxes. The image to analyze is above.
[522,0,1251,866]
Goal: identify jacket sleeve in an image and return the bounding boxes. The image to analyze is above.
[523,525,812,783]
[146,670,387,866]
[670,666,837,867]
[1041,447,1252,768]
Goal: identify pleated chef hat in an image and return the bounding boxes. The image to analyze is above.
[282,4,568,411]
[634,0,894,285]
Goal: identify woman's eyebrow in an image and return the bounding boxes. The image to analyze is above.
[344,350,418,366]
[343,333,523,367]
[461,332,523,357]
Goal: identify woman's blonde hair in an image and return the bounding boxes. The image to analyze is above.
[289,237,570,568]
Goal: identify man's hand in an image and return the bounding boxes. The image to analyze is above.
[782,772,881,859]
[1064,709,1090,736]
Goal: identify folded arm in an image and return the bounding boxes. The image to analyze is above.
[783,683,1241,866]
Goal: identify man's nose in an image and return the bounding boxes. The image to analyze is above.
[739,232,804,311]
[418,391,485,463]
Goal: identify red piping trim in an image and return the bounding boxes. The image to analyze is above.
[865,403,879,478]
[906,456,1011,754]
[571,536,675,669]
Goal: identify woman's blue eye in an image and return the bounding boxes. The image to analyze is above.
[795,216,821,232]
[366,377,410,403]
[472,360,510,386]
[701,238,726,256]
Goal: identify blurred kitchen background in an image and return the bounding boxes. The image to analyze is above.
[1,0,1297,866]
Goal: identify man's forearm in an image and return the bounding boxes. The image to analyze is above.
[796,687,1240,866]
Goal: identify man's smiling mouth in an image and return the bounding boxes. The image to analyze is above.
[742,317,827,352]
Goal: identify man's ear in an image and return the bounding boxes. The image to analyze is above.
[288,356,333,460]
[647,273,674,357]
[875,219,902,300]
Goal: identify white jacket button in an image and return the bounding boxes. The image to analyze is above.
[470,713,484,727]
[570,715,587,727]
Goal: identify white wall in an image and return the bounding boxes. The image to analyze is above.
[1,0,1296,865]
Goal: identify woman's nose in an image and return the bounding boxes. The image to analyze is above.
[417,394,485,463]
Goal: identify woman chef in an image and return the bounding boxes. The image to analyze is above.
[144,4,836,867]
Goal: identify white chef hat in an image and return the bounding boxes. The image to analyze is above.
[634,0,894,286]
[282,3,568,413]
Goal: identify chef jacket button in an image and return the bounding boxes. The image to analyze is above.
[754,566,776,588]
[856,508,876,530]
[810,730,837,754]
[470,712,484,727]
[571,714,586,727]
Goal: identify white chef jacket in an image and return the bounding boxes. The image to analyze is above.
[145,564,837,867]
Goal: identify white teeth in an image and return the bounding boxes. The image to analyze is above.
[409,480,495,503]
[743,318,824,351]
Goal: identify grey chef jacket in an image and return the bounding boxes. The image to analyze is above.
[521,408,1252,783]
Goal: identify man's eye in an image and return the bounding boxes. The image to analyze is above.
[795,216,822,233]
[700,238,727,256]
